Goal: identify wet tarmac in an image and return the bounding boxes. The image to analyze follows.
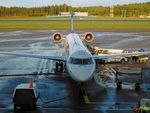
[0,29,150,113]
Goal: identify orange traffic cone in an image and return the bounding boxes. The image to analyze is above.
[29,77,33,88]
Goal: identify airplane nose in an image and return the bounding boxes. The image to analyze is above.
[68,64,95,82]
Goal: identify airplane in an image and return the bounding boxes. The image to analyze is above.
[0,12,150,82]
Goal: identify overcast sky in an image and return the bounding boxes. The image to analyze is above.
[0,0,149,7]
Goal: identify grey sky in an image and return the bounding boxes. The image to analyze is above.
[0,0,149,7]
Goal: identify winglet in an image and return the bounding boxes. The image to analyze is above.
[29,77,33,88]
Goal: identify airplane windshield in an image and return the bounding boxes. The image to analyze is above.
[69,57,93,65]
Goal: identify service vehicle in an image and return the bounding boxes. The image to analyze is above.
[104,56,128,63]
[13,78,39,111]
[139,98,150,113]
[96,48,123,55]
[96,48,127,63]
[138,55,149,63]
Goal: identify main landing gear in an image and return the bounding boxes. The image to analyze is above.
[55,61,64,80]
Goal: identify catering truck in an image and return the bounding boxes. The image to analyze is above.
[96,48,127,63]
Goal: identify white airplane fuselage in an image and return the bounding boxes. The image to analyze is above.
[64,33,95,82]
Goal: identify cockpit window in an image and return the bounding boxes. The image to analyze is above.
[69,57,93,65]
[73,59,82,64]
[83,59,91,64]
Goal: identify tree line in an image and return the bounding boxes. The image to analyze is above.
[0,2,150,17]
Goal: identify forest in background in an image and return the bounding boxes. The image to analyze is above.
[0,2,150,17]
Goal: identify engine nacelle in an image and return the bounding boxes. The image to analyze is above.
[52,32,63,43]
[83,32,94,42]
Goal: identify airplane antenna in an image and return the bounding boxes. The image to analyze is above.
[71,12,74,33]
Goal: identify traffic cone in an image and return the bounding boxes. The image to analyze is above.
[29,77,33,88]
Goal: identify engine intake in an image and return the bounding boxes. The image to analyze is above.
[83,32,94,42]
[52,32,63,43]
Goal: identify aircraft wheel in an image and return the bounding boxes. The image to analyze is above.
[135,83,140,90]
[32,103,36,111]
[142,110,146,113]
[14,104,17,111]
[56,62,59,72]
[121,59,125,63]
[60,62,64,72]
[117,82,122,89]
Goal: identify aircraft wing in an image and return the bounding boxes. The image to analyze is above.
[93,51,150,59]
[0,52,66,61]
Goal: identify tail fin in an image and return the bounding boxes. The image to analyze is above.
[46,12,95,33]
[71,12,74,33]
